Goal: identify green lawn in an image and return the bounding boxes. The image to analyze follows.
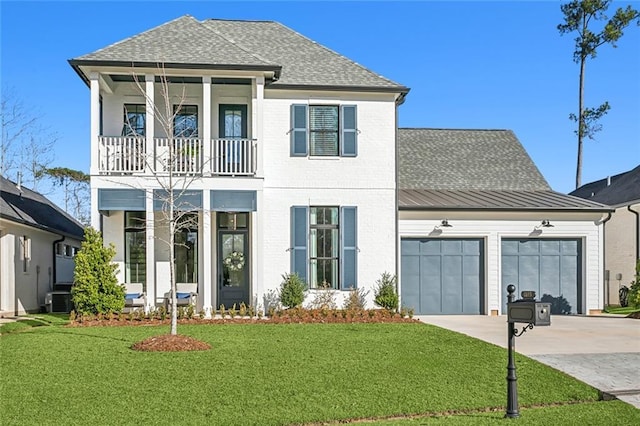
[604,305,640,315]
[1,319,636,425]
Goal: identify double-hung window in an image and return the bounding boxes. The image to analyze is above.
[290,206,357,290]
[290,104,358,157]
[122,104,146,136]
[173,105,198,138]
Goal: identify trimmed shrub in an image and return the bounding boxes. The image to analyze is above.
[628,259,640,308]
[373,272,399,311]
[343,288,369,311]
[280,273,306,308]
[72,227,124,315]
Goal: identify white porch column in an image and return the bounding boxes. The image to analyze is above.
[252,76,264,177]
[202,76,212,175]
[253,190,264,313]
[90,72,100,175]
[145,189,156,310]
[90,187,100,230]
[145,75,155,173]
[202,190,213,317]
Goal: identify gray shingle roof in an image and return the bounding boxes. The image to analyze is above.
[399,189,611,211]
[398,128,550,191]
[204,19,406,90]
[0,176,85,239]
[70,16,408,93]
[570,165,640,207]
[74,16,276,68]
[397,128,610,211]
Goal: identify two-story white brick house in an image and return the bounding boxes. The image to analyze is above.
[69,16,409,314]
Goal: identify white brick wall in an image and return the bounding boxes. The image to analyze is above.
[96,84,400,311]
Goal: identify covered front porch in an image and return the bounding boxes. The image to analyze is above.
[97,187,261,316]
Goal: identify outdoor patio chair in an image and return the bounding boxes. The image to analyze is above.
[164,283,198,310]
[123,283,146,312]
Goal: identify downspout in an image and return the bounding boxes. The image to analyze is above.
[394,100,400,300]
[628,205,640,262]
[52,235,65,289]
[599,213,612,309]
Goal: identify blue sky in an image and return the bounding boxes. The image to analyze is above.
[1,0,639,196]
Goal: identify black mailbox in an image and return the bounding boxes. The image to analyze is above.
[507,291,551,326]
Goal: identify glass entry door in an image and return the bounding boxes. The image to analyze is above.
[217,213,249,309]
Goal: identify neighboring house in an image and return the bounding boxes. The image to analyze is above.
[69,15,409,314]
[0,176,84,315]
[570,165,640,305]
[397,129,611,315]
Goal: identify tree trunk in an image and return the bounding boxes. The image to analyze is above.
[575,16,587,190]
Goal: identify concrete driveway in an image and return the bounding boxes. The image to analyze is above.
[417,315,640,408]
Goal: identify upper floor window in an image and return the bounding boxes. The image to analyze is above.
[290,104,357,157]
[174,105,198,138]
[122,104,146,136]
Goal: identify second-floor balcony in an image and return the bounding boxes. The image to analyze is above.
[98,136,257,176]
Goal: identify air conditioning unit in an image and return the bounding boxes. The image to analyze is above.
[45,291,72,313]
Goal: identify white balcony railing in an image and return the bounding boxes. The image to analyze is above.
[98,136,146,173]
[155,137,203,174]
[212,138,256,176]
[97,136,257,176]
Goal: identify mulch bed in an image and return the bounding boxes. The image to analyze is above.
[627,311,640,319]
[131,334,211,352]
[68,309,419,352]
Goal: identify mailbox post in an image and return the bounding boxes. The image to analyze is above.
[505,285,551,419]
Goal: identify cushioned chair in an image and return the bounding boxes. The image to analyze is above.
[123,283,146,312]
[164,283,198,310]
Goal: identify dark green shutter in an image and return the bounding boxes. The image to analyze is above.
[340,206,357,289]
[341,105,357,157]
[291,206,308,283]
[290,104,308,156]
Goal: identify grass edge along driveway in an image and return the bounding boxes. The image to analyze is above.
[1,319,636,425]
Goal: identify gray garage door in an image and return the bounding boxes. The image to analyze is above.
[401,239,484,315]
[501,239,581,314]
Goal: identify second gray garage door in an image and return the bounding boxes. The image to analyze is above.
[401,239,484,315]
[501,239,581,314]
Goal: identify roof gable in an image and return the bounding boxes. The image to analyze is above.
[0,176,85,239]
[398,128,550,191]
[570,165,640,206]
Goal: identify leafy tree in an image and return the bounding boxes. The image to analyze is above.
[43,167,90,225]
[72,227,124,315]
[558,0,639,188]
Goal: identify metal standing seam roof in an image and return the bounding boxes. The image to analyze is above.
[399,189,611,211]
[0,176,85,239]
[69,15,409,94]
